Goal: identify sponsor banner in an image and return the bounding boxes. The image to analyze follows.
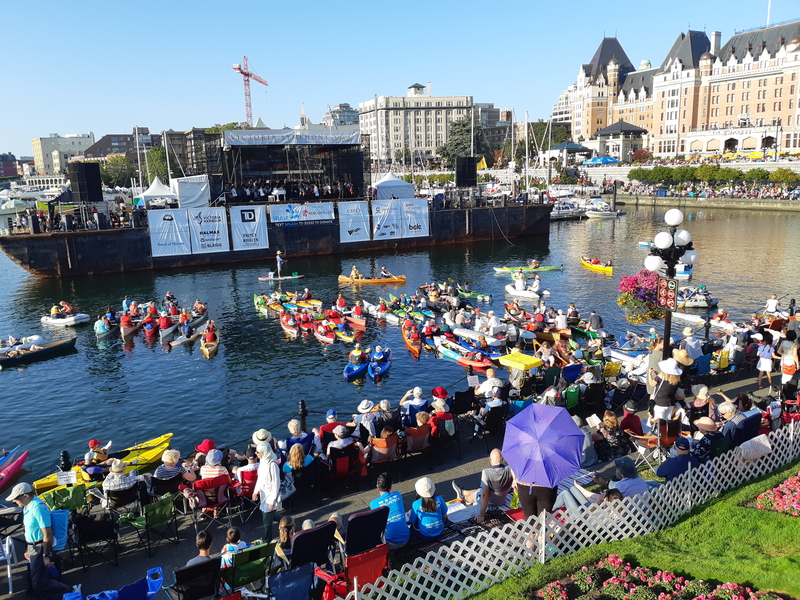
[268,203,335,223]
[338,201,371,243]
[400,198,430,238]
[371,200,402,240]
[224,130,361,146]
[230,205,269,251]
[149,209,192,257]
[188,207,230,254]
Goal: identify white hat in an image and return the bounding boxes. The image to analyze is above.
[658,358,683,376]
[109,459,127,474]
[276,250,282,254]
[252,429,273,445]
[358,399,374,413]
[431,399,449,413]
[412,387,423,398]
[649,327,656,334]
[752,333,763,341]
[415,477,435,498]
[691,384,709,400]
[583,372,597,384]
[5,482,33,502]
[682,327,694,337]
[333,425,348,437]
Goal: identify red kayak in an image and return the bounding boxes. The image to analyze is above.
[0,450,29,492]
[457,353,493,370]
[402,326,422,357]
[346,315,367,330]
[314,328,336,345]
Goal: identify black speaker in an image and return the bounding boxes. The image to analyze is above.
[69,162,103,204]
[94,213,107,230]
[455,157,479,188]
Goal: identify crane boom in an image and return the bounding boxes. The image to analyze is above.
[232,56,268,127]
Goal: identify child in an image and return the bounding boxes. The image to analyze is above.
[220,527,248,567]
[186,531,213,566]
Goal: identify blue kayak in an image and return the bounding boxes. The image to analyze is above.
[458,337,502,359]
[0,445,20,470]
[367,346,392,381]
[343,361,369,381]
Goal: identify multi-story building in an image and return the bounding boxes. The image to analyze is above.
[555,20,800,157]
[0,153,18,178]
[32,133,95,175]
[83,128,160,161]
[321,103,359,127]
[358,83,473,163]
[184,128,209,175]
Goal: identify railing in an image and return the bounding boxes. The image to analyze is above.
[349,421,799,600]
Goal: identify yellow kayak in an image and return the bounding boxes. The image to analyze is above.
[580,258,613,275]
[338,275,406,284]
[33,433,173,493]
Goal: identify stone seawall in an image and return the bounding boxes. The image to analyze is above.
[612,193,800,212]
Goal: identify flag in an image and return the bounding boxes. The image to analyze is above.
[476,157,487,170]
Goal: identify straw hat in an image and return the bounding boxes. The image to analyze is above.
[672,349,694,366]
[691,384,709,401]
[682,327,694,337]
[431,399,449,413]
[358,399,374,413]
[109,459,127,474]
[694,416,718,432]
[658,358,683,376]
[252,429,272,445]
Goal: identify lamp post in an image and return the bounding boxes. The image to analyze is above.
[644,208,699,361]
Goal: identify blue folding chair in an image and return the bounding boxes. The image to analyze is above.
[561,364,583,384]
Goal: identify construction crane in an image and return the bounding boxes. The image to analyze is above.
[232,56,268,128]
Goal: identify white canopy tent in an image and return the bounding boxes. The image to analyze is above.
[170,174,211,208]
[140,177,177,206]
[373,172,415,200]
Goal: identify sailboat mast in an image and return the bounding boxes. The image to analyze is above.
[163,131,172,184]
[524,111,530,193]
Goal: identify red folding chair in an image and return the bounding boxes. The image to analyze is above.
[232,468,260,523]
[315,544,389,600]
[183,474,233,534]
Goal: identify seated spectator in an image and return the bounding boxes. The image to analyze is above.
[690,417,723,463]
[620,400,643,437]
[451,449,514,523]
[411,411,432,436]
[348,399,379,439]
[325,425,365,457]
[369,473,410,549]
[102,459,139,493]
[282,443,313,477]
[592,411,630,462]
[233,447,259,482]
[154,448,197,484]
[220,526,248,567]
[607,457,649,498]
[278,419,319,456]
[572,416,598,467]
[314,410,344,439]
[408,477,448,541]
[553,483,624,512]
[475,369,502,398]
[186,531,213,566]
[272,516,295,568]
[301,518,316,531]
[718,402,745,443]
[655,437,699,482]
[200,449,228,480]
[399,387,428,421]
[429,399,455,438]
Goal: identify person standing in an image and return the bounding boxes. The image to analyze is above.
[253,442,281,540]
[275,251,285,279]
[6,482,73,597]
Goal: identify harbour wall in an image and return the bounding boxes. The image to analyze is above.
[612,193,800,212]
[0,204,550,277]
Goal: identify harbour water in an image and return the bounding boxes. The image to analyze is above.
[1,207,796,480]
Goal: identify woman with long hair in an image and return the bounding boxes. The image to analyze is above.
[408,478,448,541]
[591,411,629,462]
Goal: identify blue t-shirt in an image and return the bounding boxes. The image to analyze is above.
[23,497,52,543]
[370,491,410,545]
[409,496,447,538]
[656,454,700,482]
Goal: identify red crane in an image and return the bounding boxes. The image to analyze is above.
[232,56,268,128]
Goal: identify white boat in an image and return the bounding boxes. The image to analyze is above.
[0,335,43,356]
[504,284,544,300]
[452,327,505,348]
[637,240,655,248]
[170,322,208,347]
[159,316,180,340]
[258,272,305,282]
[677,286,719,309]
[362,300,400,325]
[585,209,625,218]
[41,313,91,326]
[671,311,747,333]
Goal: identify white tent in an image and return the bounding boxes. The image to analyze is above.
[373,172,415,200]
[140,177,177,203]
[170,174,211,209]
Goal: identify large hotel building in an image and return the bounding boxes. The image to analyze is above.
[553,20,800,157]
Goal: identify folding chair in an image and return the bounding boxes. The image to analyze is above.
[289,520,337,570]
[72,509,120,570]
[220,541,277,593]
[315,544,389,600]
[105,485,142,517]
[233,469,261,523]
[186,474,233,534]
[711,434,732,458]
[688,404,709,434]
[565,386,581,412]
[626,418,682,475]
[403,425,433,473]
[1,535,20,593]
[732,414,761,447]
[282,432,316,458]
[601,362,622,381]
[450,389,479,426]
[120,493,180,557]
[693,353,712,383]
[164,560,222,600]
[341,506,389,557]
[41,484,88,512]
[290,456,323,511]
[561,363,583,384]
[472,402,508,452]
[431,418,461,464]
[151,473,189,515]
[327,443,362,496]
[266,563,315,600]
[366,434,402,483]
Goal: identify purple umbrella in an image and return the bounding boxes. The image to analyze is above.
[501,403,584,488]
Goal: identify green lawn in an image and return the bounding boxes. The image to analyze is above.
[472,458,800,600]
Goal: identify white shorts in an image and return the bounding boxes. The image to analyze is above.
[652,405,673,421]
[757,357,773,373]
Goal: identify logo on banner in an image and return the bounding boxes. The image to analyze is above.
[345,208,361,215]
[162,214,174,221]
[348,228,361,236]
[240,209,256,222]
[408,223,422,231]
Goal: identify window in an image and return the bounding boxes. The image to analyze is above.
[776,76,784,85]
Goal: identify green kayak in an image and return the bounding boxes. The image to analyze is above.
[494,265,563,274]
[456,289,492,301]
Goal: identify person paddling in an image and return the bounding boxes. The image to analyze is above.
[276,250,285,279]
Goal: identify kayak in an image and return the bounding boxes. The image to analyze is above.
[457,337,502,359]
[504,284,541,300]
[338,275,406,285]
[170,322,208,347]
[0,336,44,356]
[41,313,91,326]
[456,287,492,302]
[314,328,336,344]
[0,445,21,470]
[402,326,422,357]
[96,324,119,341]
[493,265,563,274]
[335,329,356,343]
[258,273,306,282]
[363,300,401,325]
[201,332,220,358]
[569,324,615,342]
[120,320,144,338]
[580,258,613,275]
[0,337,77,369]
[452,327,505,348]
[280,318,300,338]
[33,433,173,494]
[343,354,370,381]
[0,450,29,491]
[368,346,392,381]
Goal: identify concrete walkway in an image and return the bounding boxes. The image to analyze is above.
[0,374,770,598]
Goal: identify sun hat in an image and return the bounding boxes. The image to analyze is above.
[415,477,435,498]
[672,349,694,366]
[412,387,423,398]
[431,386,448,399]
[658,358,683,376]
[206,449,223,466]
[252,429,272,445]
[326,409,338,420]
[5,482,33,502]
[109,459,127,474]
[88,439,102,448]
[674,437,690,450]
[752,333,763,341]
[615,456,638,480]
[195,439,217,454]
[358,399,374,413]
[616,378,631,390]
[583,372,597,384]
[623,400,637,413]
[276,250,282,254]
[333,425,348,437]
[431,399,449,413]
[691,384,709,401]
[682,327,694,337]
[675,387,686,400]
[694,416,718,432]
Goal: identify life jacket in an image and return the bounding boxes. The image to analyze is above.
[204,330,216,343]
[299,313,310,323]
[208,323,217,333]
[336,298,346,308]
[159,316,172,329]
[403,319,414,329]
[379,303,387,312]
[143,315,153,325]
[147,306,158,316]
[180,313,191,324]
[61,303,74,314]
[410,331,420,340]
[169,306,180,315]
[353,306,363,316]
[120,314,133,327]
[423,325,434,336]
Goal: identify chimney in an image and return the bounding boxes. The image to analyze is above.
[711,31,721,55]
[427,81,432,96]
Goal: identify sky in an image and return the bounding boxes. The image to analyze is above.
[1,0,797,157]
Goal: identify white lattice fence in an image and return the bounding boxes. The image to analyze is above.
[350,421,800,600]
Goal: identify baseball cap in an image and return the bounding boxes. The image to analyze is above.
[326,409,337,420]
[674,437,690,450]
[5,482,33,502]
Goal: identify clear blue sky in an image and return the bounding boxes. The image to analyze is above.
[1,0,796,157]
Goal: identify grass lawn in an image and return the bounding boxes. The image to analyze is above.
[472,457,800,600]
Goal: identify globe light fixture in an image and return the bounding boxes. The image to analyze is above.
[673,229,692,246]
[644,254,664,272]
[654,231,674,249]
[683,249,698,264]
[664,208,684,227]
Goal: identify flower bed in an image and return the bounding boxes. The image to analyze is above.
[534,555,783,600]
[755,469,800,516]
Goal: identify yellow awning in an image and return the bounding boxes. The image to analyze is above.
[498,352,543,371]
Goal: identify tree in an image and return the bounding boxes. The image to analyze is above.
[205,122,250,134]
[744,168,770,182]
[100,156,136,188]
[649,166,675,184]
[145,146,181,184]
[395,146,411,162]
[671,165,698,183]
[627,167,650,182]
[631,148,653,163]
[716,167,744,183]
[769,168,800,184]
[695,163,720,182]
[436,117,493,168]
[512,121,570,165]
